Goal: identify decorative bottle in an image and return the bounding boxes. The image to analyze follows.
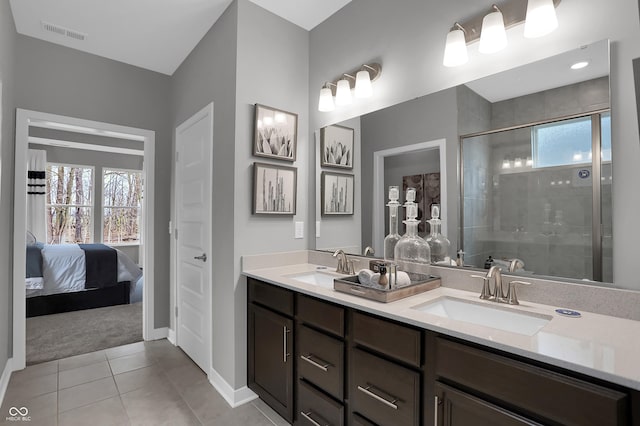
[425,204,451,263]
[383,186,401,261]
[394,188,430,270]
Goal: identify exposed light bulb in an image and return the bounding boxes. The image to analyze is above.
[479,7,507,54]
[318,86,335,112]
[570,61,589,70]
[502,160,511,169]
[524,0,558,39]
[443,26,468,67]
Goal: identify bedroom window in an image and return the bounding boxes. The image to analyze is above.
[46,164,94,244]
[103,168,143,244]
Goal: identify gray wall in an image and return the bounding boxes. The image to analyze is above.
[171,0,239,387]
[634,57,640,139]
[171,0,309,389]
[360,88,459,256]
[29,143,143,261]
[0,0,17,377]
[14,34,172,327]
[308,0,640,289]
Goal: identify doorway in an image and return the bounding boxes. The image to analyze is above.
[13,109,156,370]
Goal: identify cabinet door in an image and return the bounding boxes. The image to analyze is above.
[248,303,294,422]
[434,382,540,426]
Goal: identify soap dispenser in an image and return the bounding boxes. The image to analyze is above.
[394,188,430,269]
[383,186,402,261]
[425,204,451,263]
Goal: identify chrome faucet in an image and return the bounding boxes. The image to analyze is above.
[472,266,532,305]
[508,258,524,272]
[333,249,355,274]
[363,246,375,257]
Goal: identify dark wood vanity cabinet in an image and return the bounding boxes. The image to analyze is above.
[247,278,639,426]
[247,278,295,422]
[428,336,634,426]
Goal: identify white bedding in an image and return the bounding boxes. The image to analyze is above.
[26,244,143,298]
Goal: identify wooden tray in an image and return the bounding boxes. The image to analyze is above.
[333,273,441,303]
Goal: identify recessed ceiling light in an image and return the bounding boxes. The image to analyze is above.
[570,61,589,70]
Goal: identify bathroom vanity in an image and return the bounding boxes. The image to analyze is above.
[244,253,640,426]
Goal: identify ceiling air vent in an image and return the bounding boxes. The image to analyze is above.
[41,21,87,41]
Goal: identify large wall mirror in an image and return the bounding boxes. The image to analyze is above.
[314,39,614,286]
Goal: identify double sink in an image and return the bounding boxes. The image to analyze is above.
[286,269,552,337]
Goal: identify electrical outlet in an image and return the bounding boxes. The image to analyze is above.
[295,221,304,239]
[316,221,321,238]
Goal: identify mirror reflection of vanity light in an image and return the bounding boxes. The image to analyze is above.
[571,61,590,70]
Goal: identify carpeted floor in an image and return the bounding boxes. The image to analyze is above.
[26,303,143,365]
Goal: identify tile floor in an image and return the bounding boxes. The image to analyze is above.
[1,340,289,426]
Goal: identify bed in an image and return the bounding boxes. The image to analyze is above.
[25,242,143,317]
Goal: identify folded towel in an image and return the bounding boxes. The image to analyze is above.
[393,271,411,287]
[26,277,44,290]
[370,272,381,285]
[358,269,374,286]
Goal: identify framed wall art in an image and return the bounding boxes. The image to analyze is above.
[320,124,354,169]
[253,104,297,162]
[253,162,297,215]
[321,172,354,215]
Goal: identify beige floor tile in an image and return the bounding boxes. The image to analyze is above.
[11,360,58,383]
[205,402,276,426]
[163,360,207,394]
[4,373,57,402]
[147,345,191,370]
[114,365,170,395]
[58,396,130,426]
[108,352,155,375]
[121,385,200,426]
[1,391,57,424]
[58,361,112,390]
[58,350,107,372]
[58,376,119,413]
[180,379,232,423]
[252,398,289,426]
[105,341,146,360]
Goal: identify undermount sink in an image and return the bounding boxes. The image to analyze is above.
[412,296,552,336]
[286,270,339,289]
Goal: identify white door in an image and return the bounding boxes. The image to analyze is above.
[175,103,213,373]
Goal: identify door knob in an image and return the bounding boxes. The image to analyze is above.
[194,253,207,262]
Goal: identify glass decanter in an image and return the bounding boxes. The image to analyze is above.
[394,189,430,269]
[425,204,451,263]
[383,186,401,261]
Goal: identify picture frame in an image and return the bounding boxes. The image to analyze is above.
[253,162,297,215]
[321,172,354,215]
[253,104,298,162]
[320,124,354,169]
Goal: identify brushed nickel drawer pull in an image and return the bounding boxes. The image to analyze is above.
[300,354,331,372]
[300,410,328,426]
[357,384,399,410]
[434,395,440,425]
[283,326,290,363]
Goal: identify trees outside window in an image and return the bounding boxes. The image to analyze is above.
[103,169,143,244]
[46,164,93,244]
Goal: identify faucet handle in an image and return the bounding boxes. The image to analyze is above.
[470,274,493,300]
[346,260,355,275]
[506,280,531,305]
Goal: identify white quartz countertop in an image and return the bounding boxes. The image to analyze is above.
[243,262,640,391]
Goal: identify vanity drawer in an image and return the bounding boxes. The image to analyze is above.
[298,380,344,426]
[350,413,377,426]
[248,278,293,316]
[352,311,421,367]
[351,348,420,426]
[297,294,345,337]
[435,338,629,426]
[297,324,344,400]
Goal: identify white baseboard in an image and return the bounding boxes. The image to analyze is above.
[208,368,257,408]
[167,328,176,345]
[0,358,13,407]
[148,327,168,341]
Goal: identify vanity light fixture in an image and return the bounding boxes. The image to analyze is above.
[317,62,382,112]
[524,0,558,38]
[444,0,561,66]
[443,23,468,67]
[479,5,507,54]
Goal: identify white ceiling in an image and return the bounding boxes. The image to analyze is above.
[465,40,609,103]
[9,0,351,75]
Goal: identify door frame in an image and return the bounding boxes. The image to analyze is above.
[13,109,156,370]
[172,102,213,374]
[372,138,448,255]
